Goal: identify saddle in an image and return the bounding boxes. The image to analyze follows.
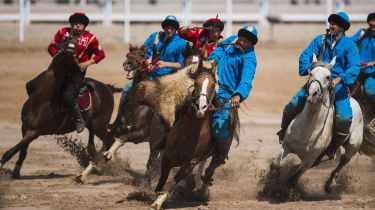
[77,81,94,112]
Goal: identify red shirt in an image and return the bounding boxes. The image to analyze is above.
[48,27,105,64]
[178,27,222,59]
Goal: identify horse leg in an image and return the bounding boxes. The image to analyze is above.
[194,159,207,185]
[87,128,96,159]
[288,155,317,187]
[0,130,38,178]
[271,145,289,178]
[144,143,160,186]
[152,161,196,210]
[324,142,358,193]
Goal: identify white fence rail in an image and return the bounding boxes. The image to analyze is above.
[0,0,370,42]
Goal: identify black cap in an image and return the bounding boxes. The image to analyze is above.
[367,12,375,23]
[69,12,89,26]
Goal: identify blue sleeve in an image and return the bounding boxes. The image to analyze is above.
[176,40,187,67]
[208,36,236,62]
[299,35,323,76]
[349,29,363,44]
[340,41,360,86]
[143,32,158,59]
[233,53,257,102]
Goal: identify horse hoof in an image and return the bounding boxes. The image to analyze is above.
[150,203,161,210]
[75,175,85,184]
[324,182,333,193]
[11,172,21,179]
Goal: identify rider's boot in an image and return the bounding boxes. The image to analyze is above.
[276,109,295,144]
[325,131,349,160]
[73,103,86,133]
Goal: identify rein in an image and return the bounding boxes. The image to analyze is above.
[188,71,239,112]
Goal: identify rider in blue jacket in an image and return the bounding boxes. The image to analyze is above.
[203,25,258,180]
[350,12,375,100]
[143,15,187,78]
[277,12,360,160]
[120,15,186,102]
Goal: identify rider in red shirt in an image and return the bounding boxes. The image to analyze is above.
[48,13,105,70]
[178,17,224,59]
[27,12,105,133]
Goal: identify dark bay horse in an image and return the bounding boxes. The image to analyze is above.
[150,60,240,209]
[77,44,166,184]
[0,41,118,178]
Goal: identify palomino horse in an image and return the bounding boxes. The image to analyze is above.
[150,60,238,209]
[77,45,166,184]
[272,55,364,192]
[0,40,118,178]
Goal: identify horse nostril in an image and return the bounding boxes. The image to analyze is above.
[313,92,318,97]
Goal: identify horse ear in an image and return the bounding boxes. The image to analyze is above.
[129,44,135,51]
[140,45,148,53]
[312,53,318,63]
[330,56,336,67]
[197,58,203,72]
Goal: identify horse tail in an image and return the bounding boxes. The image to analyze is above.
[106,84,123,93]
[230,109,241,146]
[359,124,375,158]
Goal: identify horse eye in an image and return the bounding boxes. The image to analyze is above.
[326,76,331,81]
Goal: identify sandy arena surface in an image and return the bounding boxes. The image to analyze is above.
[0,22,375,209]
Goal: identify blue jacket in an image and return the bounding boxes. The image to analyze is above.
[299,34,360,86]
[208,35,257,102]
[143,32,186,78]
[350,29,375,75]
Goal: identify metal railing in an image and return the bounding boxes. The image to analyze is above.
[0,0,370,42]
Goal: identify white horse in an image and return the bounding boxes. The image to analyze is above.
[273,55,364,192]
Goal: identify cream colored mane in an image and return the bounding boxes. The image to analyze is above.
[137,61,214,127]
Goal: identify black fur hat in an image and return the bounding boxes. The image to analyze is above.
[69,12,89,26]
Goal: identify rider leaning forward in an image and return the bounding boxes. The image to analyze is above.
[178,17,224,59]
[203,25,258,181]
[350,12,375,101]
[26,12,105,133]
[277,12,360,160]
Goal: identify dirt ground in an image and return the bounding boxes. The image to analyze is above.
[1,22,375,209]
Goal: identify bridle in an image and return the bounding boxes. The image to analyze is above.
[189,71,216,112]
[124,52,160,73]
[305,61,335,108]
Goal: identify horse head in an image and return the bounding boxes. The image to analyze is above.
[123,44,148,80]
[190,60,217,118]
[306,54,336,104]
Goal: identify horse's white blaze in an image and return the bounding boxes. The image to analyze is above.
[198,78,209,112]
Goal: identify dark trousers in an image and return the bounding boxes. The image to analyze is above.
[26,69,84,111]
[61,69,85,111]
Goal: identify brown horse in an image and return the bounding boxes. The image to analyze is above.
[0,40,118,178]
[150,60,240,209]
[77,44,167,184]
